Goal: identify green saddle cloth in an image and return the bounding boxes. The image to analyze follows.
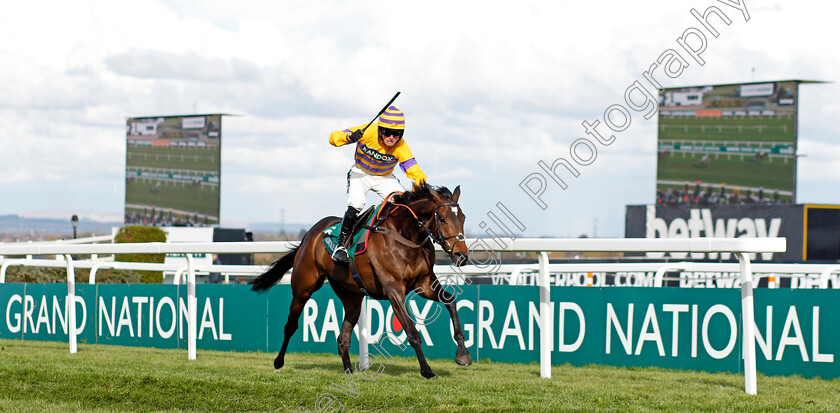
[323,204,382,257]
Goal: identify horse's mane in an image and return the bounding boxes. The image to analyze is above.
[392,183,452,204]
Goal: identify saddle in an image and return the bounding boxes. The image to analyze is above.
[322,193,432,296]
[321,203,383,258]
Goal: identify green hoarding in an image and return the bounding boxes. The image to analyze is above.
[2,284,838,379]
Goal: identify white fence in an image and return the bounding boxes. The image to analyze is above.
[0,241,297,360]
[0,237,790,395]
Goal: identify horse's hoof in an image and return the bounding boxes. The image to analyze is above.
[456,351,472,367]
[421,370,437,379]
[426,374,439,380]
[274,358,285,370]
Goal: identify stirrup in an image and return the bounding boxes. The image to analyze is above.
[331,246,349,264]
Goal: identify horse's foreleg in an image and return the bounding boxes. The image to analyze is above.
[440,291,472,367]
[388,292,437,379]
[336,293,364,373]
[418,277,472,367]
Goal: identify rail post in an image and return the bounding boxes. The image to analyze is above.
[737,252,757,395]
[65,254,77,354]
[539,251,551,378]
[358,297,370,369]
[89,263,111,284]
[818,266,840,289]
[1,260,26,283]
[186,254,197,360]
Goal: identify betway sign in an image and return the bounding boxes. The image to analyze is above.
[2,284,838,379]
[626,204,804,262]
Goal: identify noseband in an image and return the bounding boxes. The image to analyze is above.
[432,202,466,258]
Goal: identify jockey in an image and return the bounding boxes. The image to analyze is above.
[328,106,427,263]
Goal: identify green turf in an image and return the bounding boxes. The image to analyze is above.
[658,116,795,143]
[656,153,794,193]
[125,180,219,218]
[126,146,220,172]
[1,339,838,412]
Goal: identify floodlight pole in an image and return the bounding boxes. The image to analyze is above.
[71,214,79,239]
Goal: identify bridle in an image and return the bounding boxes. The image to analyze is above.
[387,199,465,258]
[432,202,466,257]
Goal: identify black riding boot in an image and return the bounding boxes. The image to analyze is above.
[331,207,359,264]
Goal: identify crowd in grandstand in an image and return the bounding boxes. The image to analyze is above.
[656,183,784,205]
[124,210,213,227]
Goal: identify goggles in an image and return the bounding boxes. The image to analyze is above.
[380,128,403,138]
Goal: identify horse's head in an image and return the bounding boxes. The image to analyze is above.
[428,185,468,266]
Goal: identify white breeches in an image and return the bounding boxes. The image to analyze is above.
[347,165,406,211]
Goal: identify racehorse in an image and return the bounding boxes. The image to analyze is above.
[251,184,472,379]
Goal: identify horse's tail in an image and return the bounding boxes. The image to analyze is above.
[250,245,301,293]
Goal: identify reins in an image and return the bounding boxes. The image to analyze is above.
[350,188,464,297]
[367,193,433,249]
[368,191,464,257]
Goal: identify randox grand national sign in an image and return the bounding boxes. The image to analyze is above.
[1,284,837,379]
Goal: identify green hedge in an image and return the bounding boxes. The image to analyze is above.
[4,267,144,284]
[114,226,167,284]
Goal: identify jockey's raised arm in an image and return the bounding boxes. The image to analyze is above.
[328,105,426,263]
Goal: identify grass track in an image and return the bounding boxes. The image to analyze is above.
[1,339,839,412]
[659,116,795,142]
[125,181,219,218]
[656,153,794,192]
[126,147,219,171]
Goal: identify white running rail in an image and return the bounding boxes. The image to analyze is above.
[0,237,786,395]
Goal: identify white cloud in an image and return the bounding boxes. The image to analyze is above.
[105,50,261,82]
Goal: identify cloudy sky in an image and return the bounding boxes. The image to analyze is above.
[1,0,838,237]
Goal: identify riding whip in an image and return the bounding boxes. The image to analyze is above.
[361,91,401,133]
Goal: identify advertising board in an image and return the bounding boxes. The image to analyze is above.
[625,204,802,262]
[3,284,838,379]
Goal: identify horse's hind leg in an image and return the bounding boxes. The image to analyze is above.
[275,296,307,370]
[334,288,364,373]
[275,273,326,370]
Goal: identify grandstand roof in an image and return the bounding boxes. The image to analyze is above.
[663,79,830,91]
[127,113,239,120]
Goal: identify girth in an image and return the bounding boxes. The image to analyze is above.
[346,194,433,296]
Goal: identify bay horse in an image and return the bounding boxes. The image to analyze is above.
[251,184,472,379]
